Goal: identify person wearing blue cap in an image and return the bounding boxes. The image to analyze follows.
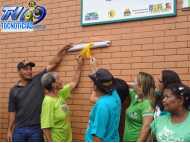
[85,68,121,142]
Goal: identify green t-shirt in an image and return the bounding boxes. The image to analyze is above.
[123,89,154,141]
[41,84,72,142]
[151,112,190,142]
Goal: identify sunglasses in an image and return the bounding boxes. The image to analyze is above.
[171,86,185,96]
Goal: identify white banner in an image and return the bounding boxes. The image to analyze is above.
[81,0,176,26]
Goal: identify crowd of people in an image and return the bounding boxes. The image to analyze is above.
[7,44,190,142]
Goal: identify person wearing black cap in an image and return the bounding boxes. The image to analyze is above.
[85,68,121,142]
[88,58,130,141]
[7,44,72,142]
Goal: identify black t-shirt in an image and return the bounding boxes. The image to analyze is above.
[8,69,47,128]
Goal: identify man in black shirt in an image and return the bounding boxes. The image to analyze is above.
[7,44,72,142]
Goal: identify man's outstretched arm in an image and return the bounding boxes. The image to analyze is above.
[46,44,72,72]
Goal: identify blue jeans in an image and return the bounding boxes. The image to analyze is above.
[13,126,44,142]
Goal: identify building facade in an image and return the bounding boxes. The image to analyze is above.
[0,0,190,141]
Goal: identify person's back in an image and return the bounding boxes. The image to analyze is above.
[85,90,121,141]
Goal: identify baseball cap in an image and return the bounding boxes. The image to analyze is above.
[89,68,114,93]
[17,60,35,70]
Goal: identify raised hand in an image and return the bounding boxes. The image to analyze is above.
[76,55,84,66]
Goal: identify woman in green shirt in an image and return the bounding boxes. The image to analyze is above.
[123,72,155,141]
[40,57,83,142]
[151,83,190,141]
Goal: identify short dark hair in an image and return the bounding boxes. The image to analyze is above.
[41,72,56,92]
[165,83,190,110]
[17,60,35,70]
[162,70,181,89]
